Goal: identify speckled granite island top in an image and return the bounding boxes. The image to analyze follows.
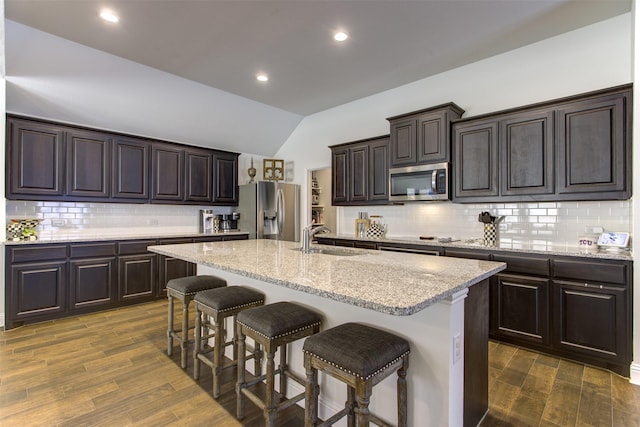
[148,239,506,316]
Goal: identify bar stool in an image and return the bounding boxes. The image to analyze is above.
[302,322,410,427]
[166,275,227,368]
[235,301,322,426]
[193,286,266,398]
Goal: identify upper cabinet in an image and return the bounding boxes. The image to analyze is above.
[453,84,632,203]
[7,119,65,198]
[6,115,239,206]
[330,135,390,206]
[387,103,464,167]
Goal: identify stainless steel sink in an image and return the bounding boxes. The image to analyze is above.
[292,247,365,256]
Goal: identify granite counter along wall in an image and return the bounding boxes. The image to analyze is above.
[5,201,235,238]
[339,200,632,251]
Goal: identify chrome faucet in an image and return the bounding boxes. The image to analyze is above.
[302,224,331,252]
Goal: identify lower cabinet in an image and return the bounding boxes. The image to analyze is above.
[4,234,249,329]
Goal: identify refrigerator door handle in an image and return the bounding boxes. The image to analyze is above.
[276,188,285,237]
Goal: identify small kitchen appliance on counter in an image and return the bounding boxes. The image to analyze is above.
[199,209,215,233]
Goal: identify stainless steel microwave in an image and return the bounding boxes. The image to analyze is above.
[388,162,449,201]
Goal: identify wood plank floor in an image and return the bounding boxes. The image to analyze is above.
[1,300,639,426]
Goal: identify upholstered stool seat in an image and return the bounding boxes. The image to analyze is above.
[236,301,322,426]
[166,275,227,368]
[303,322,410,427]
[193,286,265,398]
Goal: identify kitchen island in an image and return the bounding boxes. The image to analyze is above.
[148,239,506,427]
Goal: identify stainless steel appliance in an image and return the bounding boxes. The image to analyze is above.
[219,213,240,232]
[238,182,300,241]
[199,209,215,233]
[388,162,449,202]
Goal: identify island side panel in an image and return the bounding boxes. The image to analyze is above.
[464,278,489,427]
[198,264,468,427]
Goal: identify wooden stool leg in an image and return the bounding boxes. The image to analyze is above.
[279,344,288,397]
[180,300,189,369]
[304,353,318,427]
[347,385,356,427]
[193,307,202,379]
[236,327,247,420]
[354,381,372,427]
[212,313,224,399]
[167,294,174,356]
[398,355,409,427]
[232,315,239,361]
[254,342,262,376]
[265,350,276,426]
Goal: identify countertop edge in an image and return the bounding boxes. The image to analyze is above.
[3,231,250,245]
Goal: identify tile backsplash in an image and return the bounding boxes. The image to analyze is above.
[6,201,234,237]
[340,200,632,250]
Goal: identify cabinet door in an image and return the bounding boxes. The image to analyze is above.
[185,148,213,203]
[500,110,554,196]
[369,137,389,201]
[66,129,111,198]
[490,274,550,346]
[69,257,116,310]
[151,143,184,201]
[453,119,499,200]
[349,143,369,202]
[213,152,239,205]
[557,92,629,197]
[112,137,149,200]
[331,147,349,204]
[552,280,628,364]
[158,238,195,296]
[10,261,67,323]
[118,254,157,302]
[417,110,447,163]
[8,119,65,197]
[390,117,417,167]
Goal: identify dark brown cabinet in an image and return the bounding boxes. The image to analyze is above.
[452,119,499,200]
[112,137,149,200]
[66,129,111,199]
[453,84,632,203]
[331,135,389,206]
[69,243,117,311]
[7,118,65,198]
[213,152,239,205]
[387,103,464,167]
[7,245,68,325]
[557,91,630,199]
[151,143,184,202]
[7,115,240,206]
[157,238,196,296]
[117,240,157,302]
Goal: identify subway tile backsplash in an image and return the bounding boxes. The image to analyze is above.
[6,201,234,237]
[339,200,632,250]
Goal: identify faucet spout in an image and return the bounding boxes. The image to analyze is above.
[302,224,331,252]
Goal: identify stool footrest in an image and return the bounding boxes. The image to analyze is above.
[317,407,349,427]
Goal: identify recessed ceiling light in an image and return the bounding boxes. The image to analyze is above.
[256,73,269,82]
[99,9,119,23]
[334,31,348,42]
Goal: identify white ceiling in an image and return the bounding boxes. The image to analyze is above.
[5,0,632,116]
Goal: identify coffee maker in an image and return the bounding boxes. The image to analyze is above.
[199,209,215,233]
[220,212,240,232]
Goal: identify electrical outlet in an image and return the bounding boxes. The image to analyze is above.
[52,219,65,227]
[453,333,462,364]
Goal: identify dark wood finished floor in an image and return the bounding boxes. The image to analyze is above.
[1,300,639,426]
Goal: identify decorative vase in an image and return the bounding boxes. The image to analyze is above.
[248,157,256,183]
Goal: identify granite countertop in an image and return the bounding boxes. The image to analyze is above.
[148,239,506,316]
[319,234,633,261]
[3,230,250,245]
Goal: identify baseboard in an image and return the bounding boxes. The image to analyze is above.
[630,362,640,385]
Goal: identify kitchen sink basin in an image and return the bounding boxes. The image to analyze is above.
[292,247,365,256]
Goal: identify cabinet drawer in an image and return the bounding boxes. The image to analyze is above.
[70,242,117,258]
[158,238,193,245]
[118,240,158,255]
[444,248,491,260]
[493,253,550,276]
[193,236,224,243]
[553,259,628,285]
[9,245,67,263]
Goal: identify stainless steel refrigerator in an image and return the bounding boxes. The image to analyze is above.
[237,182,300,242]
